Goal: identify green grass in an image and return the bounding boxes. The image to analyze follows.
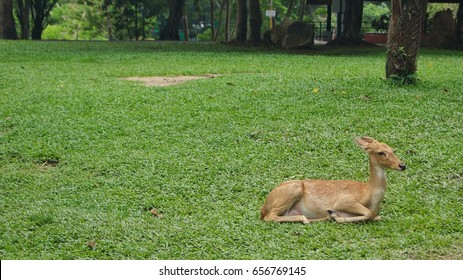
[1,41,462,260]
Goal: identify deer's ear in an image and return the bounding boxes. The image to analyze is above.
[360,136,376,143]
[356,136,376,151]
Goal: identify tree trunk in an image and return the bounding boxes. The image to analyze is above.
[160,0,185,40]
[342,0,364,41]
[285,0,295,19]
[236,0,247,42]
[31,15,44,40]
[210,0,215,41]
[0,0,2,38]
[0,0,18,39]
[30,0,58,40]
[213,2,225,41]
[298,0,306,22]
[105,3,113,41]
[457,0,463,44]
[134,3,139,40]
[0,0,4,38]
[224,0,230,42]
[386,0,428,80]
[183,4,189,41]
[16,0,31,39]
[249,0,262,44]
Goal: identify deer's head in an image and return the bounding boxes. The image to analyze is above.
[356,136,406,171]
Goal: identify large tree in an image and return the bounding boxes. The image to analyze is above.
[112,0,162,40]
[457,0,463,44]
[249,0,262,43]
[235,0,262,43]
[328,0,364,44]
[386,0,428,82]
[31,0,59,40]
[15,0,31,39]
[342,0,364,41]
[235,0,247,42]
[0,0,19,39]
[160,0,185,40]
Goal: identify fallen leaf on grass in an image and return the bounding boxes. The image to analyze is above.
[149,208,163,218]
[87,240,97,250]
[360,95,371,100]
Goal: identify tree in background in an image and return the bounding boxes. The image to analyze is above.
[363,2,389,24]
[112,0,163,40]
[31,0,59,39]
[249,0,261,43]
[15,0,31,39]
[207,0,232,42]
[344,0,364,41]
[0,0,19,39]
[235,0,247,42]
[160,0,185,40]
[334,0,364,43]
[40,0,163,40]
[42,0,108,40]
[235,0,262,43]
[386,0,428,83]
[457,0,463,43]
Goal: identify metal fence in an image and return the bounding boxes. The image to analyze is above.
[312,21,387,41]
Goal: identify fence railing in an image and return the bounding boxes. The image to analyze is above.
[311,21,387,41]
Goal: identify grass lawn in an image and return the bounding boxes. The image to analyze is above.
[0,41,462,260]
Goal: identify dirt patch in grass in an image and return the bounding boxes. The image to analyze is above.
[121,74,217,87]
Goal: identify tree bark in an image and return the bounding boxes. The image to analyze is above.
[285,0,295,19]
[343,0,363,41]
[0,0,19,39]
[30,0,58,40]
[386,0,428,80]
[298,0,306,22]
[105,3,113,41]
[224,0,230,42]
[457,0,463,44]
[210,0,215,41]
[16,0,31,39]
[249,0,262,43]
[183,5,189,41]
[0,0,2,38]
[236,0,247,42]
[160,0,185,40]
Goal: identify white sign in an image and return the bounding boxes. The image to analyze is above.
[266,10,276,17]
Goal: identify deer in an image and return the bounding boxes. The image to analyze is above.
[260,136,406,224]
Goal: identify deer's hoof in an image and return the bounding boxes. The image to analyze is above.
[373,216,382,221]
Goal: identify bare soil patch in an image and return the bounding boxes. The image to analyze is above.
[121,74,217,87]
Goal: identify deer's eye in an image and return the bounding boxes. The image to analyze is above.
[377,152,386,157]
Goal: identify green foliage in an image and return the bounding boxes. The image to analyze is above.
[371,14,389,33]
[42,0,165,40]
[196,27,212,41]
[111,0,164,40]
[1,41,462,260]
[363,2,390,24]
[363,2,390,33]
[388,73,418,85]
[427,3,460,18]
[387,46,418,84]
[43,0,108,40]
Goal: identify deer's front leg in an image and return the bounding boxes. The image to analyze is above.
[327,203,376,223]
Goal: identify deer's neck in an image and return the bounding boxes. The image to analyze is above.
[366,159,387,211]
[368,163,386,188]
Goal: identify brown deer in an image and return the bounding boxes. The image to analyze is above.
[260,136,406,224]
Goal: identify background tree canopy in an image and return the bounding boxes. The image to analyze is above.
[1,0,460,43]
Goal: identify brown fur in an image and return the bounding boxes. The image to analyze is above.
[260,136,406,224]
